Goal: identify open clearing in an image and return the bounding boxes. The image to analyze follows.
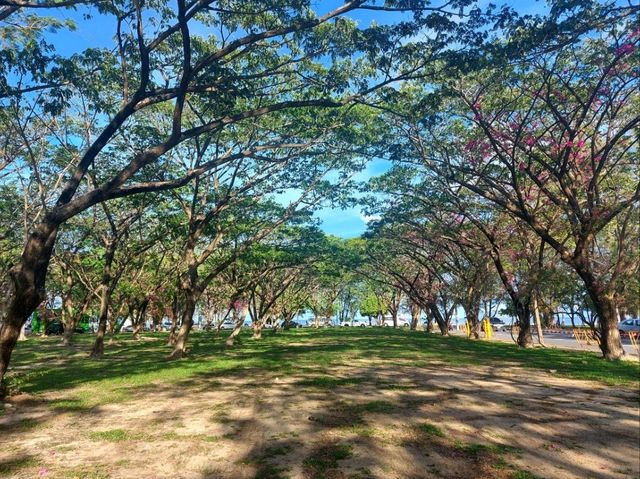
[2,329,639,479]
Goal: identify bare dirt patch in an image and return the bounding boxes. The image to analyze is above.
[1,361,639,479]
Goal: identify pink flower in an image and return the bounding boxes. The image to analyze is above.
[518,162,526,171]
[452,214,464,224]
[38,469,49,477]
[524,137,536,146]
[233,299,245,310]
[472,102,481,110]
[616,44,634,56]
[474,114,482,121]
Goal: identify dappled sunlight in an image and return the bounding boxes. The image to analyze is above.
[2,329,638,478]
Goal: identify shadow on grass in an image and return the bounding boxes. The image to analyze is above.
[6,328,639,402]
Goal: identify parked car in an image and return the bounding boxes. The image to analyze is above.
[341,318,371,327]
[122,325,134,332]
[489,317,507,331]
[219,319,235,330]
[381,318,410,327]
[619,318,640,334]
[45,320,64,335]
[285,320,303,328]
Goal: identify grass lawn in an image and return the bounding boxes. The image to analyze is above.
[2,328,639,479]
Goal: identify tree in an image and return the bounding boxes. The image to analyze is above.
[2,0,483,391]
[422,25,639,358]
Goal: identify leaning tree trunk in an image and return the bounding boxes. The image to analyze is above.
[532,295,545,346]
[169,295,196,359]
[428,304,448,336]
[0,220,58,395]
[225,309,244,347]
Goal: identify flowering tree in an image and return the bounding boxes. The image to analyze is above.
[418,25,639,359]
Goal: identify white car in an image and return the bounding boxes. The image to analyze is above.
[341,319,369,327]
[381,318,410,327]
[219,319,235,330]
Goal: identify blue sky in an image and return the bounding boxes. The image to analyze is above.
[35,1,549,238]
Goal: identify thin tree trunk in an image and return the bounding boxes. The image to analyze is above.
[132,300,148,340]
[533,295,545,346]
[169,295,196,359]
[225,309,244,347]
[18,324,27,341]
[409,301,420,331]
[89,240,116,359]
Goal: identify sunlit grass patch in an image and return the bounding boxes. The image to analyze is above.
[416,422,445,438]
[61,464,110,479]
[88,428,141,442]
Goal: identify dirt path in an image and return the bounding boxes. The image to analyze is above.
[2,361,639,479]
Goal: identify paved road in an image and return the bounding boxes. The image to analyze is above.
[487,330,639,357]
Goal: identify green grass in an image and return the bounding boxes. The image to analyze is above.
[61,465,110,479]
[453,441,521,457]
[88,428,138,442]
[0,456,40,475]
[416,422,445,438]
[6,328,639,408]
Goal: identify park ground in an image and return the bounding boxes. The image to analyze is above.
[1,329,639,479]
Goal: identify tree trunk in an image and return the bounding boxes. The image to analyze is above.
[167,286,180,345]
[169,295,196,359]
[429,304,448,336]
[18,323,28,341]
[90,284,111,359]
[225,309,244,347]
[89,240,116,359]
[0,220,58,395]
[252,319,263,340]
[532,295,545,346]
[576,267,625,360]
[594,292,625,360]
[167,315,179,345]
[62,323,75,347]
[409,301,420,331]
[514,299,533,348]
[463,302,481,340]
[132,300,148,340]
